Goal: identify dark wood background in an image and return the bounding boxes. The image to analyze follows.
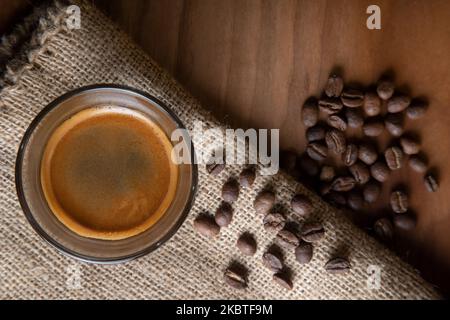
[2,0,450,295]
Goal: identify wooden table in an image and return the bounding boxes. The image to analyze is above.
[3,0,450,295]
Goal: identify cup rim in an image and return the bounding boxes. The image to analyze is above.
[15,84,198,264]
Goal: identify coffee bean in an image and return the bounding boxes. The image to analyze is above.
[377,80,395,100]
[320,165,335,182]
[302,99,319,127]
[347,190,364,211]
[393,213,416,230]
[424,173,438,192]
[390,190,408,213]
[325,74,344,97]
[341,88,364,107]
[262,252,283,272]
[387,95,411,113]
[273,272,293,290]
[406,100,427,120]
[280,150,297,173]
[295,242,313,264]
[358,143,378,165]
[349,162,370,185]
[325,191,347,207]
[236,234,257,256]
[319,97,343,114]
[263,213,286,233]
[306,142,328,161]
[224,267,247,289]
[374,217,394,241]
[194,215,220,238]
[363,118,384,137]
[400,136,420,155]
[291,194,313,217]
[254,190,276,214]
[408,155,427,173]
[345,108,364,128]
[363,92,382,116]
[298,155,320,176]
[306,125,326,142]
[206,162,225,175]
[325,129,346,154]
[301,222,325,243]
[370,161,390,182]
[327,114,347,131]
[385,113,404,137]
[342,144,358,166]
[331,176,356,192]
[239,167,256,188]
[385,146,404,170]
[215,202,233,227]
[276,229,300,250]
[325,257,351,274]
[363,181,381,203]
[222,179,239,203]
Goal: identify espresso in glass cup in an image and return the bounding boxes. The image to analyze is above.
[16,85,197,263]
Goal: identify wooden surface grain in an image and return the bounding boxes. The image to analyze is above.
[2,0,450,294]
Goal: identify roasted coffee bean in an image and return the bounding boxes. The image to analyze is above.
[370,161,390,182]
[263,213,286,233]
[406,100,427,120]
[424,173,438,192]
[363,92,382,116]
[273,272,293,290]
[327,114,347,131]
[262,252,283,272]
[298,155,320,176]
[291,194,313,217]
[342,144,358,166]
[400,136,420,155]
[222,180,239,203]
[320,165,335,182]
[325,74,344,97]
[319,97,343,114]
[254,190,276,214]
[377,80,395,100]
[345,108,364,128]
[325,257,351,274]
[295,242,313,264]
[224,267,247,289]
[363,181,381,203]
[393,213,416,230]
[390,190,408,213]
[385,146,404,170]
[302,99,319,127]
[385,113,404,137]
[215,202,233,227]
[206,162,225,175]
[331,176,356,192]
[236,234,257,256]
[325,129,346,154]
[239,167,256,188]
[347,190,364,211]
[374,217,394,241]
[301,222,325,243]
[194,215,220,238]
[363,118,384,137]
[325,191,347,207]
[387,95,411,113]
[341,88,364,107]
[408,154,427,173]
[306,125,326,142]
[280,150,297,173]
[277,229,300,250]
[306,142,328,161]
[358,143,378,165]
[349,162,370,185]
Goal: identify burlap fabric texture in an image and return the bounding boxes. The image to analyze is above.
[0,0,441,299]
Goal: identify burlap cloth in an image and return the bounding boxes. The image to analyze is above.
[0,0,441,299]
